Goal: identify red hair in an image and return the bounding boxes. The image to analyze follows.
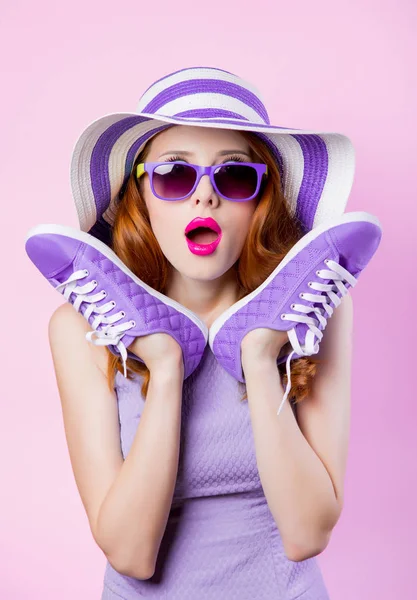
[107,130,322,405]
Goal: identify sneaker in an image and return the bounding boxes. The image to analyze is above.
[208,211,382,415]
[25,224,208,379]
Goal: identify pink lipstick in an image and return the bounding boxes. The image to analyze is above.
[185,217,222,256]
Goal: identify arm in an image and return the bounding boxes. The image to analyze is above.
[49,303,184,580]
[241,292,353,561]
[96,361,183,579]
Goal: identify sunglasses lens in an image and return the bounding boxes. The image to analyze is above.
[214,164,258,199]
[153,163,197,199]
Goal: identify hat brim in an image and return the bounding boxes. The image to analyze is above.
[70,111,355,238]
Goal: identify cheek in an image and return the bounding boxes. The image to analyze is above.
[148,205,183,246]
[235,203,257,237]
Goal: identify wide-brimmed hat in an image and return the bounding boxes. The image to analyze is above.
[70,66,355,245]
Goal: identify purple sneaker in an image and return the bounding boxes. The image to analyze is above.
[25,224,208,380]
[209,211,382,415]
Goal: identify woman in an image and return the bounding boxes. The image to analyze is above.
[27,66,379,599]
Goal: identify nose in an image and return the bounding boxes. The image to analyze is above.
[191,173,220,206]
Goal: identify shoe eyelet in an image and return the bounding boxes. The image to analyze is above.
[92,280,97,286]
[315,270,320,276]
[111,301,116,307]
[131,320,136,326]
[291,303,295,309]
[281,314,286,320]
[299,292,304,298]
[102,291,107,297]
[121,311,126,317]
[84,269,89,276]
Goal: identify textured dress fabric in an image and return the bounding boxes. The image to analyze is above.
[101,345,330,600]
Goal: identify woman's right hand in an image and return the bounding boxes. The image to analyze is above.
[127,333,183,373]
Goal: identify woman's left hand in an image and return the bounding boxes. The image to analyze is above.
[241,328,289,361]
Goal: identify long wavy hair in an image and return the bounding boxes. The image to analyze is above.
[106,129,322,406]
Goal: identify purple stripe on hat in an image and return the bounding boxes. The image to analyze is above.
[175,108,250,121]
[88,215,113,246]
[142,80,270,125]
[90,116,171,220]
[140,66,235,97]
[292,134,328,232]
[91,116,144,218]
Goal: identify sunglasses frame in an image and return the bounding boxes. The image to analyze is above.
[136,161,268,202]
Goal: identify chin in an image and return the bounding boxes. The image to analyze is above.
[166,241,241,280]
[186,259,239,283]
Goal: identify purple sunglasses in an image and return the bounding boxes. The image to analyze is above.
[136,161,268,202]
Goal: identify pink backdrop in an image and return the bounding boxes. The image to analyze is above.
[2,0,416,598]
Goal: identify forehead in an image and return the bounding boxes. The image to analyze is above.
[147,125,251,157]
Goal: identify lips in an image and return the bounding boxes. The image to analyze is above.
[185,217,222,238]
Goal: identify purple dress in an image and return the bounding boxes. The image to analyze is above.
[101,345,330,599]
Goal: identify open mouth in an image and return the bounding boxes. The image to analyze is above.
[185,227,220,245]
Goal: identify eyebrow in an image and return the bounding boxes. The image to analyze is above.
[158,149,252,159]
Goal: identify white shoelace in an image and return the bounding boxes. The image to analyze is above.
[276,258,358,417]
[55,269,135,377]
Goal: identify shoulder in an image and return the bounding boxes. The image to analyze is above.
[49,302,89,331]
[48,303,108,375]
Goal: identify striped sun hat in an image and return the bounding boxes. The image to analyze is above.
[70,66,355,246]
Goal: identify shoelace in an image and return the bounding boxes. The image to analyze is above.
[55,269,135,377]
[276,258,358,417]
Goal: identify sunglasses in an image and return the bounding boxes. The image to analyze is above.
[136,161,268,202]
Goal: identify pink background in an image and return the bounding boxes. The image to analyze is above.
[2,0,416,598]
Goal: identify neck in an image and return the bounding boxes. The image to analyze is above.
[166,266,241,329]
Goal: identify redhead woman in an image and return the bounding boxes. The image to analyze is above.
[25,66,381,599]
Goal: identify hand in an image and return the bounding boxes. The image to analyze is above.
[127,333,183,372]
[241,328,289,361]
